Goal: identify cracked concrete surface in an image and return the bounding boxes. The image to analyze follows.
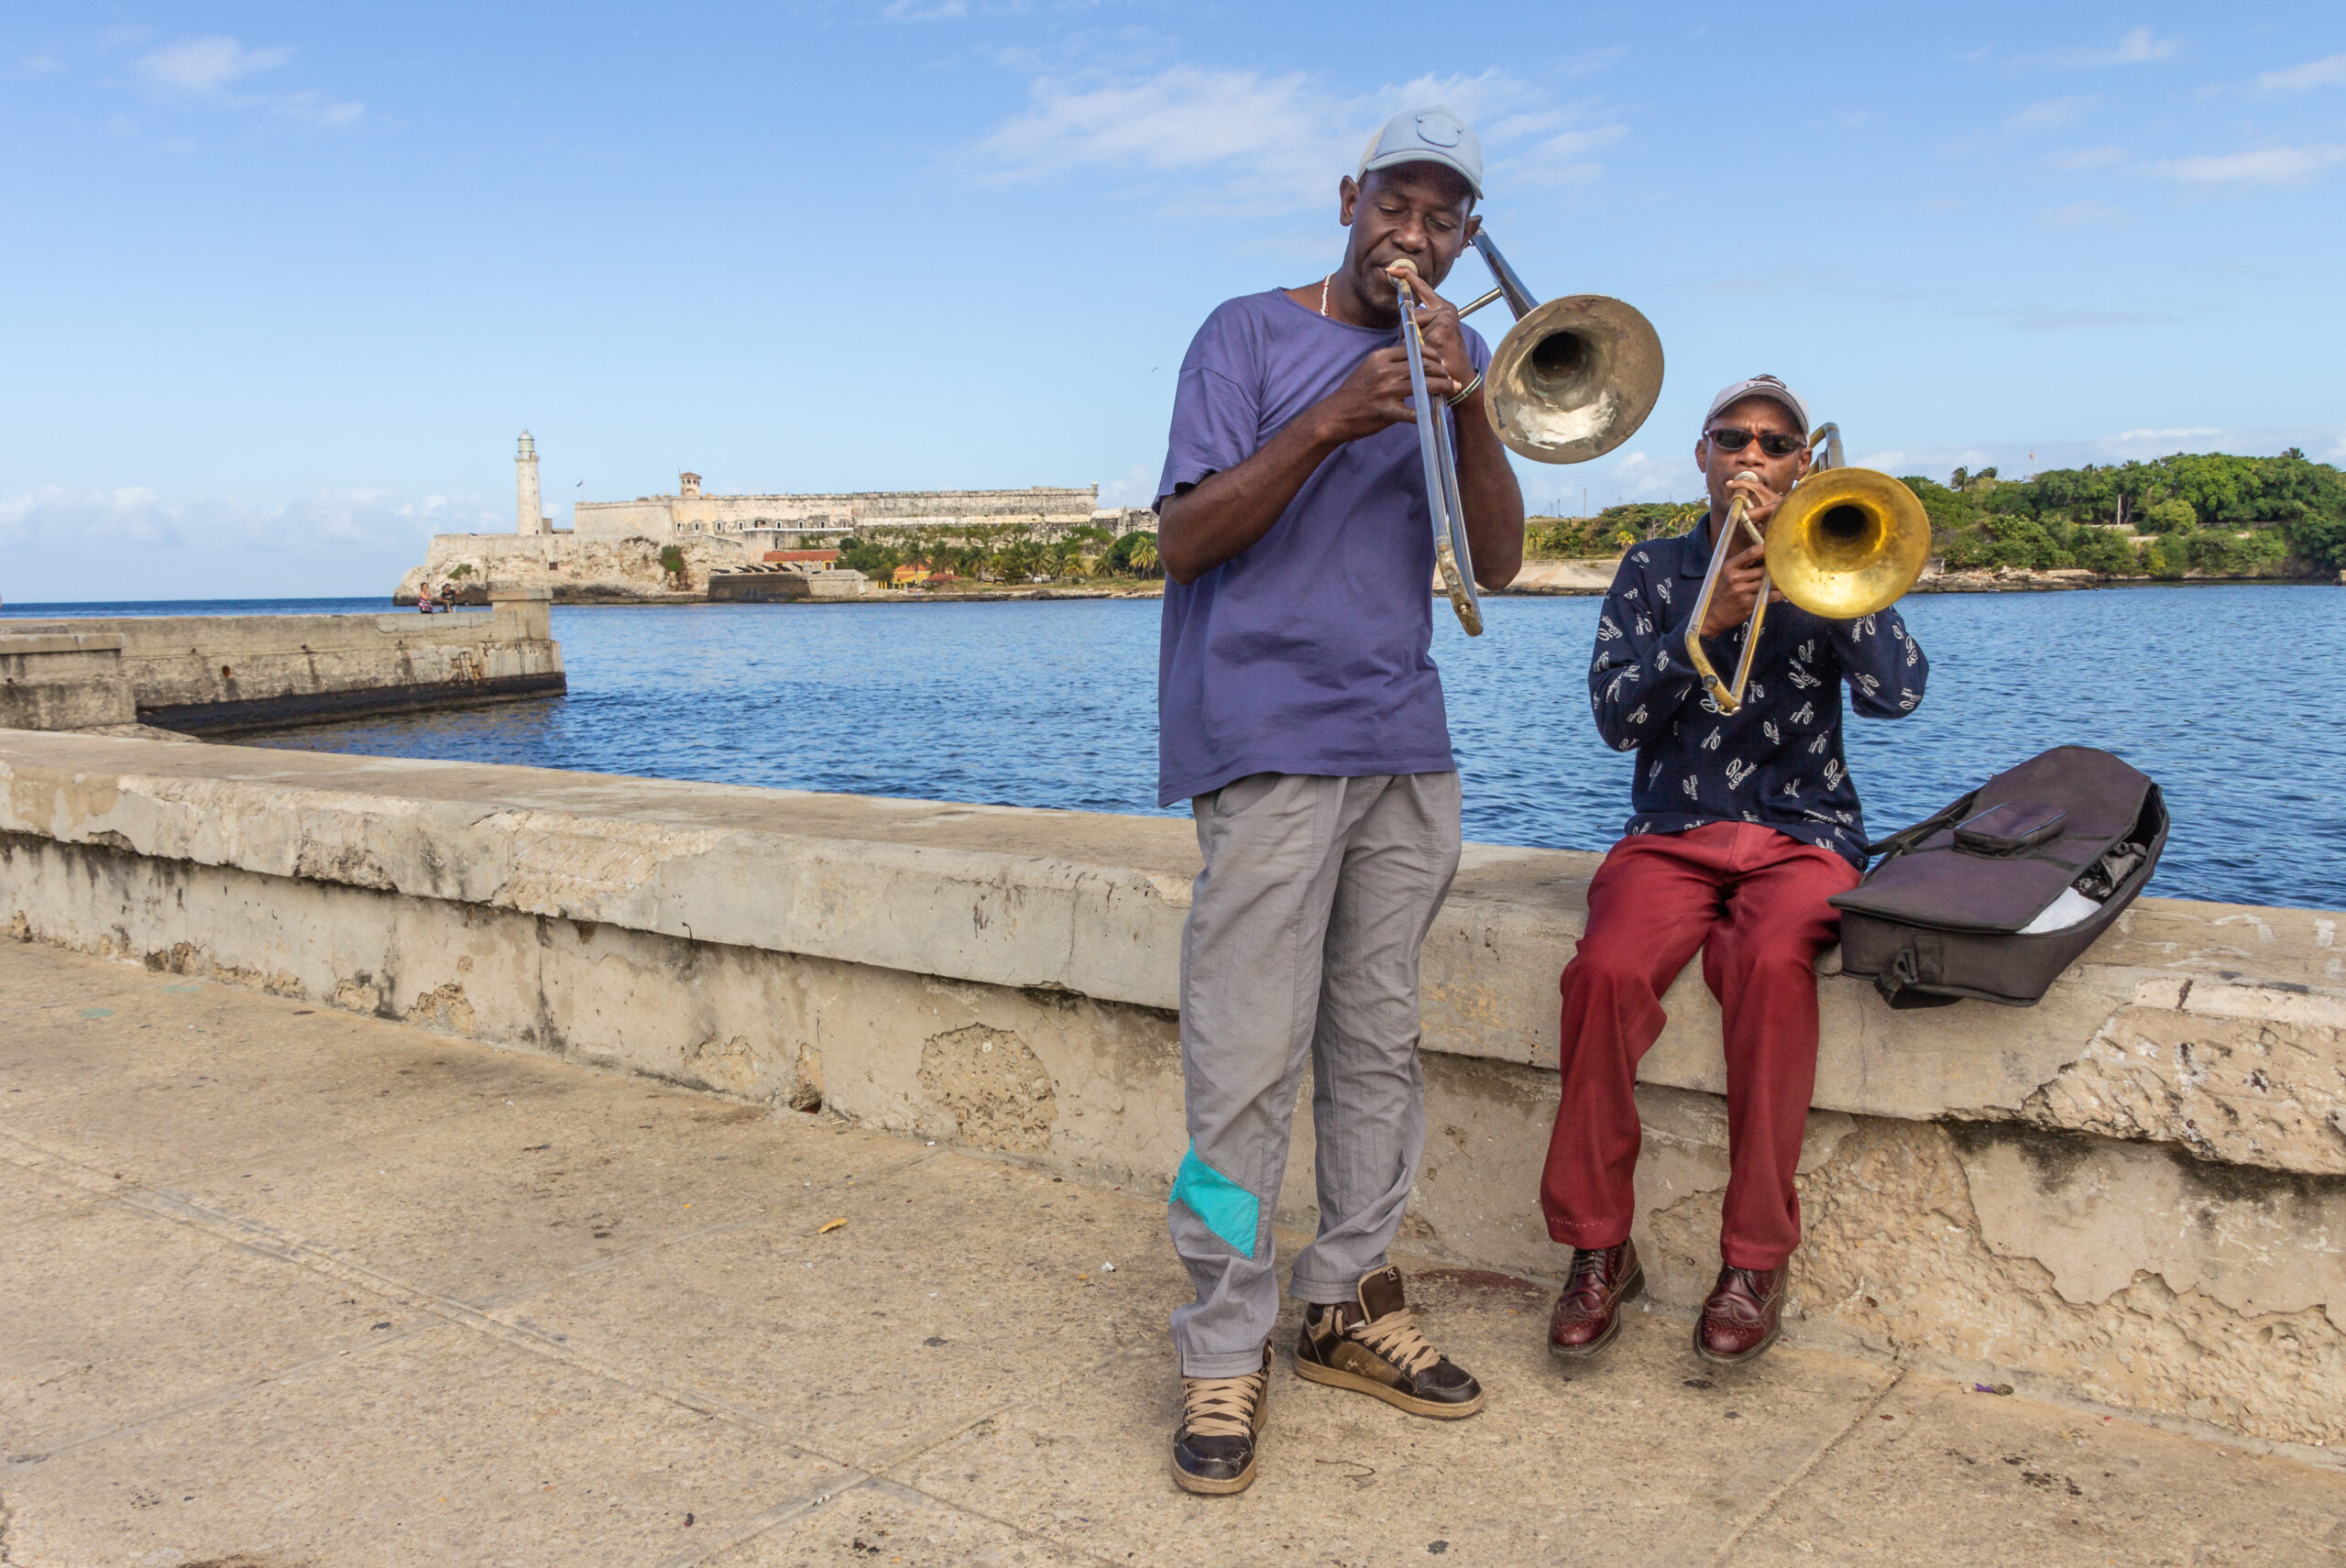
[4,941,2342,1567]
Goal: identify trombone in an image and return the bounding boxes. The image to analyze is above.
[1391,234,1665,636]
[1683,425,1932,715]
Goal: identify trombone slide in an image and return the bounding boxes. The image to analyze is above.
[1392,264,1484,637]
[1683,485,1770,716]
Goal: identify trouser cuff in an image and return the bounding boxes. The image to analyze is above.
[1720,1242,1795,1272]
[1290,1269,1375,1305]
[1546,1217,1633,1248]
[1179,1346,1270,1379]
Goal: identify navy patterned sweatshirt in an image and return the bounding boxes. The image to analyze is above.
[1589,524,1928,867]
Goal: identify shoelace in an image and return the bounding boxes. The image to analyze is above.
[1181,1369,1264,1439]
[1348,1307,1442,1378]
[1565,1248,1616,1304]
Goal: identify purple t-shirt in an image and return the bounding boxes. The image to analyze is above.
[1154,289,1492,806]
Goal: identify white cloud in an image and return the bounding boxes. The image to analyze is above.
[0,485,497,556]
[2007,94,2093,131]
[136,36,292,95]
[22,52,63,74]
[1097,462,1157,509]
[882,0,970,18]
[970,65,1617,219]
[2034,200,2132,229]
[2032,27,2179,69]
[2109,427,2220,443]
[2150,144,2346,185]
[285,90,363,127]
[1497,124,1626,190]
[2045,144,2127,170]
[2253,53,2346,94]
[1560,46,1628,79]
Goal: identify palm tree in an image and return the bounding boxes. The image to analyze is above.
[1130,536,1159,576]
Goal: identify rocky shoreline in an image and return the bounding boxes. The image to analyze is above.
[393,537,2337,609]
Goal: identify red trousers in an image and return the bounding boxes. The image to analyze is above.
[1539,822,1860,1270]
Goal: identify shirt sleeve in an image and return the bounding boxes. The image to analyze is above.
[1588,551,1709,752]
[1155,307,1263,509]
[1826,606,1928,718]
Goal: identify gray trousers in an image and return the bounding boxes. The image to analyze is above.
[1168,771,1463,1376]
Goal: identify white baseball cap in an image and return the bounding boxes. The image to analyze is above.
[1358,106,1484,198]
[1704,375,1812,435]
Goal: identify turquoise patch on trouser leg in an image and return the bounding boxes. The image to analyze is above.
[1170,1145,1260,1258]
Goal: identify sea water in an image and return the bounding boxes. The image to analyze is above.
[14,587,2335,910]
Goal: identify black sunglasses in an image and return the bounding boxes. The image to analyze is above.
[1705,427,1806,457]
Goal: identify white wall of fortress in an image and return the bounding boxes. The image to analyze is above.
[575,486,1107,540]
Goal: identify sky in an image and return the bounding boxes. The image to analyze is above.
[4,2,2343,602]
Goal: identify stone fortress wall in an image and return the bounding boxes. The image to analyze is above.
[575,473,1109,543]
[393,436,1151,601]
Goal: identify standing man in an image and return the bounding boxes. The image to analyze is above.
[1540,376,1926,1367]
[1153,106,1524,1497]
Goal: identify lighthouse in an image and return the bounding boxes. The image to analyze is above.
[516,432,551,535]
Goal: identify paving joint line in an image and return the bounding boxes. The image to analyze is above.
[0,1129,958,1475]
[650,1475,883,1568]
[3,1321,445,1473]
[1704,1363,1909,1567]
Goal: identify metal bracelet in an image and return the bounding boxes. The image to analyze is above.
[1446,370,1484,408]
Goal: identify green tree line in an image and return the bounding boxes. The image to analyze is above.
[836,523,1161,587]
[1524,451,2346,577]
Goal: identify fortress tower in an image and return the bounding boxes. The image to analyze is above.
[516,432,551,535]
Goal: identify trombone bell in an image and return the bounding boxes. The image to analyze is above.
[1763,468,1933,622]
[1483,295,1665,465]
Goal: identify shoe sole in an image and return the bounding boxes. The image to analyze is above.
[1292,1357,1486,1419]
[1547,1265,1646,1363]
[1692,1316,1782,1366]
[1172,1454,1257,1496]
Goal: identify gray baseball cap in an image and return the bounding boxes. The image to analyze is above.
[1704,374,1812,436]
[1358,105,1483,198]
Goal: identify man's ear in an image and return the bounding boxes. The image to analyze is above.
[1463,212,1483,246]
[1694,437,1711,477]
[1793,444,1814,481]
[1339,175,1360,226]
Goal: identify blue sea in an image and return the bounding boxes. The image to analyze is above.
[9,587,2335,910]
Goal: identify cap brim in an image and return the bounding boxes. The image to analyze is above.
[1360,151,1482,198]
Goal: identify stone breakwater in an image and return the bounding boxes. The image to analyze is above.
[1,591,564,735]
[0,729,2340,1451]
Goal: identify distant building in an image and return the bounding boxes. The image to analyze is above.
[574,474,1119,549]
[515,433,554,535]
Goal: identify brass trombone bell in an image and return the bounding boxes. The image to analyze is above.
[1479,295,1666,465]
[1683,424,1934,715]
[1763,467,1933,621]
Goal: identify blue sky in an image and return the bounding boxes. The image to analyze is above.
[4,2,2343,601]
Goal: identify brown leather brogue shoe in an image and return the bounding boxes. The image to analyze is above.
[1695,1265,1787,1365]
[1295,1266,1485,1419]
[1548,1240,1645,1362]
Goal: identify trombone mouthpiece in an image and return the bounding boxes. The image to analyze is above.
[1387,259,1419,278]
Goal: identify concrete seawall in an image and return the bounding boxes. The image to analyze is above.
[0,589,564,735]
[1,730,2339,1450]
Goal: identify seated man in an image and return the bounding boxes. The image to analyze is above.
[1540,376,1927,1366]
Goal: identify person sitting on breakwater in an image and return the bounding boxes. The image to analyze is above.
[1150,104,1523,1497]
[1540,375,1928,1368]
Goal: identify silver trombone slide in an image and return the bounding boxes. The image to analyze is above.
[1392,264,1483,636]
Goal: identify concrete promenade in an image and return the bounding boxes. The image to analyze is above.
[5,941,2340,1567]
